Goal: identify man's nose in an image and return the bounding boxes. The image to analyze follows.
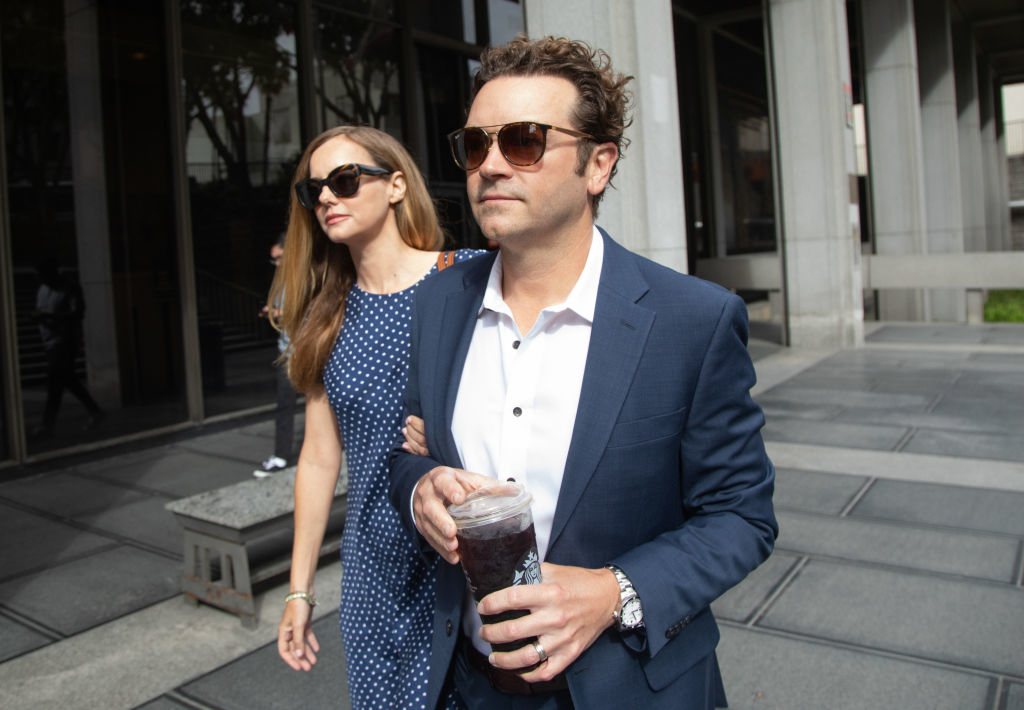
[477,133,511,176]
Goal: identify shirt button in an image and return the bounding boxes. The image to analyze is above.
[445,619,453,636]
[512,406,522,417]
[512,340,521,349]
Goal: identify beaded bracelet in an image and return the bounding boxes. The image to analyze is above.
[284,590,317,607]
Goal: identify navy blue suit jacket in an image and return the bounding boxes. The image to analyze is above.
[389,230,777,709]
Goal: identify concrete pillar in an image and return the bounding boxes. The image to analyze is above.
[953,22,987,253]
[523,0,688,273]
[768,0,863,349]
[978,61,1010,251]
[914,0,966,322]
[993,87,1012,251]
[861,0,927,321]
[65,0,121,408]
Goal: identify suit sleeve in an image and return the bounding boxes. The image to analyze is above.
[387,292,445,553]
[611,294,778,658]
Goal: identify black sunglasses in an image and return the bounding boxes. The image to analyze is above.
[294,163,393,209]
[447,121,595,171]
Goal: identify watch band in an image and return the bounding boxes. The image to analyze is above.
[606,564,644,631]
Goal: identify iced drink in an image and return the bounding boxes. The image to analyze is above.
[448,481,542,653]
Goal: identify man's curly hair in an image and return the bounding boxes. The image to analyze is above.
[471,36,634,215]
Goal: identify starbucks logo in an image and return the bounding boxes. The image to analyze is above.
[512,548,542,586]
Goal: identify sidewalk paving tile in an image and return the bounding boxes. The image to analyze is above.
[901,428,1024,462]
[73,496,183,556]
[954,370,1024,392]
[0,473,148,517]
[762,417,908,450]
[866,325,991,344]
[760,387,934,412]
[775,510,1019,582]
[758,561,1024,676]
[176,430,273,462]
[0,616,52,664]
[85,449,254,498]
[756,400,846,421]
[851,479,1024,536]
[0,546,180,636]
[772,469,867,515]
[713,551,799,623]
[833,407,1005,433]
[717,625,992,710]
[0,505,117,581]
[928,393,1024,431]
[1007,683,1024,710]
[177,615,348,710]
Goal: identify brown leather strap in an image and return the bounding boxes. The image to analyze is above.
[462,637,568,695]
[437,250,455,271]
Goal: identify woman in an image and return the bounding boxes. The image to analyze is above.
[270,125,478,709]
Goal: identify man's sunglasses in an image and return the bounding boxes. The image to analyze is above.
[447,121,595,171]
[294,163,393,209]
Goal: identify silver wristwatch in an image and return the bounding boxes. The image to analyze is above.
[606,564,644,631]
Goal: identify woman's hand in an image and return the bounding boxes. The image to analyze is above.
[401,415,429,456]
[277,597,320,671]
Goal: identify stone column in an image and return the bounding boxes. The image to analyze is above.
[914,0,965,321]
[65,0,121,407]
[978,61,1010,251]
[953,22,987,254]
[768,0,863,349]
[523,0,688,273]
[861,0,928,321]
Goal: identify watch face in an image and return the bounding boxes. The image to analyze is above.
[621,598,643,628]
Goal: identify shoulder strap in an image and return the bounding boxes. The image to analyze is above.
[436,250,455,271]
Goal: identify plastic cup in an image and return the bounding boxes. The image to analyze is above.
[448,480,542,652]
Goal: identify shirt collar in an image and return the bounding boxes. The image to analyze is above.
[480,226,604,324]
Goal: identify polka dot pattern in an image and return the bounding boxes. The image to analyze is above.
[323,249,481,710]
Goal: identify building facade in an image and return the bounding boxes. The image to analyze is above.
[1,0,1021,469]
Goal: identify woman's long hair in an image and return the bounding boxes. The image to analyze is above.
[268,126,445,393]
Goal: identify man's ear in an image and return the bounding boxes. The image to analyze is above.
[389,171,407,204]
[586,143,618,197]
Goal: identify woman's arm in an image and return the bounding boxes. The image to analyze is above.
[277,390,342,671]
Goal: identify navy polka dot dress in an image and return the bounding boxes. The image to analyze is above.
[323,249,480,710]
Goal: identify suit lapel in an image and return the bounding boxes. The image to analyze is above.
[431,254,493,467]
[549,234,653,553]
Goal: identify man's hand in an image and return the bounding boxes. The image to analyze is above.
[478,563,620,681]
[277,599,320,671]
[401,415,429,456]
[413,466,493,564]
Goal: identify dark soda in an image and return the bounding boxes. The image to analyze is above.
[457,522,542,653]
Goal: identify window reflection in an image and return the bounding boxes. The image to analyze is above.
[181,0,301,416]
[713,26,776,256]
[416,45,486,248]
[3,0,186,454]
[312,4,402,134]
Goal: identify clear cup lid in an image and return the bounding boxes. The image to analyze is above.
[447,480,533,529]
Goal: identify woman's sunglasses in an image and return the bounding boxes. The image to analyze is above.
[294,163,393,209]
[447,121,595,171]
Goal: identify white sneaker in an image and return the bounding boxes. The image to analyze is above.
[253,455,287,478]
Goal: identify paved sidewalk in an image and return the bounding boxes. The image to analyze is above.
[0,323,1022,710]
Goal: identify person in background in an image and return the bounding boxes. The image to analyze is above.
[389,36,777,709]
[30,258,104,437]
[269,124,481,710]
[254,235,297,477]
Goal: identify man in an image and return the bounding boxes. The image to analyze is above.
[31,258,104,436]
[254,236,297,477]
[389,36,777,709]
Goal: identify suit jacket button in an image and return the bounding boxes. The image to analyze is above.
[446,619,453,636]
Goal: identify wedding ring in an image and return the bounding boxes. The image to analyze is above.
[532,640,548,663]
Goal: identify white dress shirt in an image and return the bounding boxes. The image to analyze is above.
[451,227,603,653]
